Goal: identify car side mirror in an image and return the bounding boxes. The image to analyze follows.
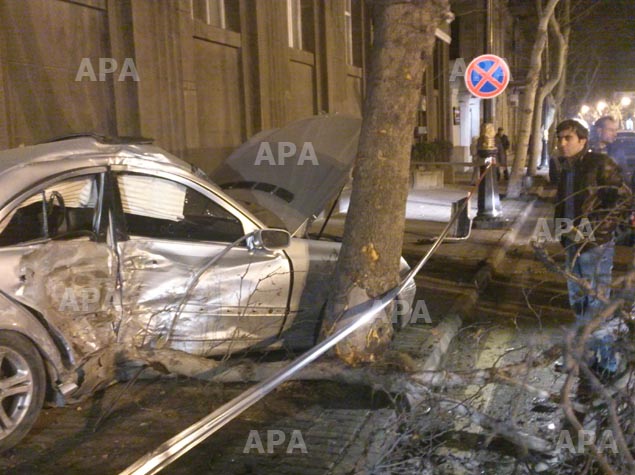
[248,229,290,251]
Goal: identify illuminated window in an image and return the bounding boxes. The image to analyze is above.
[192,0,240,32]
[287,0,315,52]
[345,0,362,67]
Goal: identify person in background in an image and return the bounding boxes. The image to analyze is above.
[495,127,510,180]
[590,116,618,154]
[590,115,635,228]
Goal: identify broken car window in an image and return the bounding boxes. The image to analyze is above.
[0,176,98,246]
[117,174,244,243]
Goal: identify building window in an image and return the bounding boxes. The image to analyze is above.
[192,0,240,32]
[288,0,302,48]
[345,0,363,67]
[287,0,315,52]
[345,0,353,63]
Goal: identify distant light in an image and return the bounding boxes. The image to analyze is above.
[621,96,632,107]
[597,100,608,112]
[580,105,590,114]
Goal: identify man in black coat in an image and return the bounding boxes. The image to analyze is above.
[553,119,631,378]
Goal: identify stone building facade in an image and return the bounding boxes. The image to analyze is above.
[0,0,452,174]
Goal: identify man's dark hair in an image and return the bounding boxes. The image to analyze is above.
[497,127,504,132]
[556,119,589,140]
[594,115,616,129]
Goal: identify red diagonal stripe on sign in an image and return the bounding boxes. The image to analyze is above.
[473,57,504,92]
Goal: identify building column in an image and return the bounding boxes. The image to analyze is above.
[321,0,348,113]
[251,0,289,129]
[107,0,141,138]
[127,0,187,155]
[0,31,9,149]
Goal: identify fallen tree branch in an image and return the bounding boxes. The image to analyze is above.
[436,396,555,455]
[115,345,562,400]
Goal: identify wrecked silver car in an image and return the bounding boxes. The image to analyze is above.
[0,116,415,451]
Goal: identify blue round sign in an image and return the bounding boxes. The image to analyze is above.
[465,54,510,99]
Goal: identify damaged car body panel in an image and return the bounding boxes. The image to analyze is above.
[213,114,362,235]
[0,170,119,400]
[111,171,293,356]
[117,239,292,356]
[18,241,118,361]
[0,292,66,383]
[280,238,341,348]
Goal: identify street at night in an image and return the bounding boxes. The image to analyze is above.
[2,1,635,474]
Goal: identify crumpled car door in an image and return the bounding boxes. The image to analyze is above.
[112,172,292,357]
[0,172,118,361]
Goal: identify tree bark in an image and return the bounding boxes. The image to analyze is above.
[321,0,451,365]
[553,0,570,122]
[527,8,568,176]
[506,0,560,197]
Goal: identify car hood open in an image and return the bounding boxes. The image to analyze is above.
[212,114,361,234]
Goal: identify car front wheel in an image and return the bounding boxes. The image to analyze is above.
[0,331,46,452]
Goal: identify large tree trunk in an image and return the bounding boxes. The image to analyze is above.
[527,9,569,176]
[321,0,450,365]
[506,0,560,197]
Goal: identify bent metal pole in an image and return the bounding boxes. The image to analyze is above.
[119,164,492,475]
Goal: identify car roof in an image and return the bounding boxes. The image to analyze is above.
[0,136,201,209]
[0,136,195,174]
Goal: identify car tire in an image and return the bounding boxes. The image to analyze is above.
[0,331,46,452]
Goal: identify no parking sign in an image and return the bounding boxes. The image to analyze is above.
[465,54,510,99]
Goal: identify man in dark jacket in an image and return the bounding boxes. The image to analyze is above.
[554,119,630,376]
[589,115,618,154]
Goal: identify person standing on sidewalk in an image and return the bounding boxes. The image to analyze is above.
[495,127,510,180]
[554,119,630,377]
